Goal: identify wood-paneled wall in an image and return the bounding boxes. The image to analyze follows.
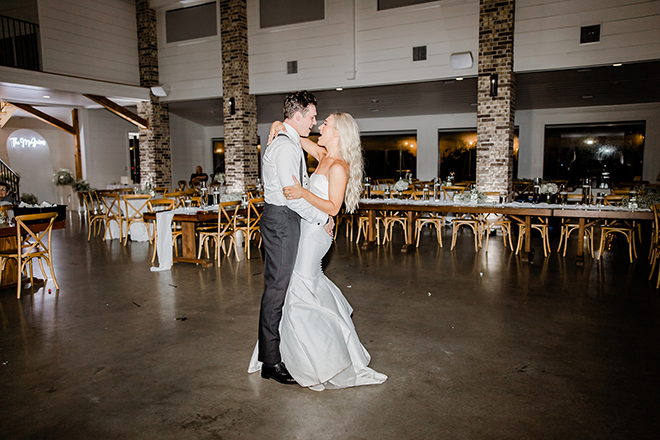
[38,0,139,85]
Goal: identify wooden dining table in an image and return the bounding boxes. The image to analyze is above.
[143,210,217,267]
[357,200,653,265]
[0,219,66,287]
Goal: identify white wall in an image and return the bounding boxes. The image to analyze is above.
[170,113,210,186]
[515,0,660,72]
[80,108,135,189]
[0,116,75,204]
[38,0,139,85]
[156,2,223,102]
[248,0,480,94]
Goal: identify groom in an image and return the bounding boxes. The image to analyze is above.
[259,91,334,384]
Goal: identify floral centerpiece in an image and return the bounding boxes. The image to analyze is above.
[540,183,558,195]
[136,177,155,196]
[214,173,226,184]
[72,179,91,193]
[454,189,487,204]
[622,185,660,209]
[53,168,74,186]
[392,179,409,192]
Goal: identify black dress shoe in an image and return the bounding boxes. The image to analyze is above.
[261,362,297,385]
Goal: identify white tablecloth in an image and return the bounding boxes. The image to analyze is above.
[103,197,151,242]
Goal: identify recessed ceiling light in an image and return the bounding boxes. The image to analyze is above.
[43,95,50,98]
[470,103,478,106]
[613,63,622,67]
[336,87,343,91]
[582,95,594,99]
[456,77,464,81]
[370,108,380,112]
[371,99,379,103]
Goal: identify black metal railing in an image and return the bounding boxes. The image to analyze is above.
[0,15,40,71]
[0,158,20,201]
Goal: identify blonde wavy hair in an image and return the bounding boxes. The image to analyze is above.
[332,113,364,213]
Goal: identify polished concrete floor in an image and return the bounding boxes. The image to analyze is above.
[1,213,659,439]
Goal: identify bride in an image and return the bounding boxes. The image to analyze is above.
[249,113,387,391]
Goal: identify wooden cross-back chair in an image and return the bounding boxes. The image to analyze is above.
[82,191,105,241]
[648,204,660,288]
[232,197,264,260]
[100,193,123,241]
[198,201,241,266]
[122,194,152,245]
[0,212,59,299]
[597,195,637,263]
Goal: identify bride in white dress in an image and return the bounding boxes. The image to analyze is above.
[249,113,387,391]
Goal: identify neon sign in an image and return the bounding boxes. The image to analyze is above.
[9,137,47,148]
[7,129,49,151]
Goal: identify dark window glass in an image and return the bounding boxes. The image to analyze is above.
[378,0,436,11]
[212,139,224,179]
[543,122,645,185]
[166,2,217,44]
[438,129,519,182]
[129,134,140,184]
[260,0,324,29]
[360,132,417,181]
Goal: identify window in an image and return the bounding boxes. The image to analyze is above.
[543,122,645,185]
[438,129,519,182]
[166,2,217,44]
[212,139,224,179]
[260,0,324,29]
[129,133,140,184]
[378,0,436,11]
[361,132,417,180]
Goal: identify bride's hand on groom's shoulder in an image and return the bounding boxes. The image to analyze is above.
[268,121,285,145]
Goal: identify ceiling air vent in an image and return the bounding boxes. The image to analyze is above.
[287,60,298,74]
[413,46,427,62]
[580,25,601,44]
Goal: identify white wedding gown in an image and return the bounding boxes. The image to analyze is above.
[249,174,387,391]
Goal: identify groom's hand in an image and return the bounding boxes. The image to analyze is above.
[323,216,335,237]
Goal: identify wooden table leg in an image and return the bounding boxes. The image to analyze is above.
[173,222,212,267]
[522,215,534,262]
[401,210,415,253]
[576,217,585,266]
[361,210,377,250]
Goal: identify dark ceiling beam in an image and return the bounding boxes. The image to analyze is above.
[83,94,149,129]
[6,101,75,134]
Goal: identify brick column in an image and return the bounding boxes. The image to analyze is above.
[136,0,172,189]
[476,0,515,198]
[220,0,259,193]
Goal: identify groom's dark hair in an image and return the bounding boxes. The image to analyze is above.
[283,91,317,119]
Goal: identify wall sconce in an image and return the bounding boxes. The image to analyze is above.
[489,73,498,97]
[229,97,236,115]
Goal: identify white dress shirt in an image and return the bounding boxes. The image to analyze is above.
[262,123,328,226]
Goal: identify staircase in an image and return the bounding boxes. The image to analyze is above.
[0,158,20,201]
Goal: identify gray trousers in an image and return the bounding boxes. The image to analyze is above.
[258,203,301,365]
